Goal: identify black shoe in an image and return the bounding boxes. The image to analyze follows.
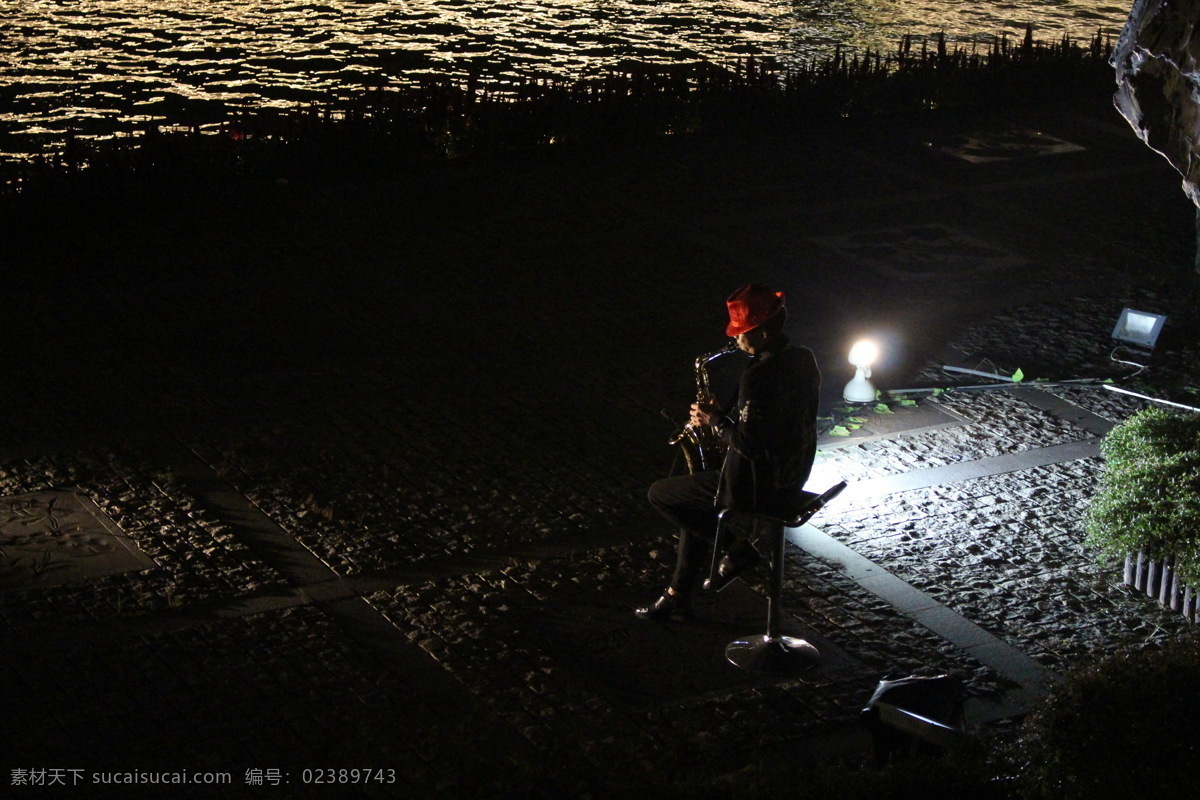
[703,548,763,592]
[634,591,694,622]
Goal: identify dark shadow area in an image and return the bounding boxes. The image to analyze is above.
[3,39,1199,800]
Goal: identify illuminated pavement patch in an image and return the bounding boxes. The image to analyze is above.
[0,489,154,589]
[790,522,1056,722]
[810,386,1185,681]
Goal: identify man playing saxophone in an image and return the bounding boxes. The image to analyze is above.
[636,282,821,621]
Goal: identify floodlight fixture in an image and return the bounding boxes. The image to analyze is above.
[1112,308,1166,350]
[844,340,878,403]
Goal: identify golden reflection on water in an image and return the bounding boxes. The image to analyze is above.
[789,0,1131,55]
[1,0,1132,154]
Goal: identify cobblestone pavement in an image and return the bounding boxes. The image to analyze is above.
[3,94,1199,796]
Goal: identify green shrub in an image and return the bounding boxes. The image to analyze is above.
[1085,407,1200,586]
[1009,637,1200,800]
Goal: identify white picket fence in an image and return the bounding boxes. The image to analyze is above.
[1124,552,1199,623]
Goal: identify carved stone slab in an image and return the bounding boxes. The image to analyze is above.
[0,489,155,589]
[816,223,1027,280]
[820,400,967,449]
[941,128,1085,164]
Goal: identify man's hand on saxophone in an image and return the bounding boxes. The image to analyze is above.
[689,401,722,428]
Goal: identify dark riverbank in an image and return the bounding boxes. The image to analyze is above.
[4,31,1115,192]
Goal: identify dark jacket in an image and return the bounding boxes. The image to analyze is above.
[713,337,820,517]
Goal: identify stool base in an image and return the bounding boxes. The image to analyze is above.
[725,635,821,673]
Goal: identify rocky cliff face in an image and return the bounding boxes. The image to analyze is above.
[1113,0,1200,206]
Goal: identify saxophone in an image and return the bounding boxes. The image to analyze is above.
[668,342,739,474]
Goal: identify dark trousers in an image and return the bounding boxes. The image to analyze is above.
[648,471,753,594]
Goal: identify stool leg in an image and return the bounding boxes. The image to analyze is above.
[765,520,783,640]
[725,521,821,673]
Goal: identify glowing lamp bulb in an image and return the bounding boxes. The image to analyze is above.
[844,340,878,403]
[848,340,877,368]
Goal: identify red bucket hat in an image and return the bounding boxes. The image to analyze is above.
[725,282,785,336]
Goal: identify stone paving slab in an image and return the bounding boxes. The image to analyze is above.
[0,455,290,630]
[0,489,154,589]
[940,128,1087,164]
[820,397,968,448]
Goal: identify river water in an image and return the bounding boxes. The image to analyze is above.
[1,1,1134,157]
